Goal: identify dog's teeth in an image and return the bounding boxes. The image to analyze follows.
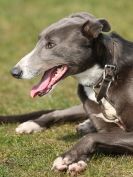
[38,92,44,97]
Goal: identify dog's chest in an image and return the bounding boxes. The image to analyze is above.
[73,65,118,123]
[84,86,117,121]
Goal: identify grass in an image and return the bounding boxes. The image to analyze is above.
[0,0,133,176]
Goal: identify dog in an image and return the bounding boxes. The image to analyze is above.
[10,12,133,175]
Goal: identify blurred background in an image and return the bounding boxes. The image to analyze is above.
[0,1,133,177]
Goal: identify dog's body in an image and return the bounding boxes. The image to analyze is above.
[9,12,133,175]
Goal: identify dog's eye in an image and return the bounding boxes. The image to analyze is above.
[45,41,56,49]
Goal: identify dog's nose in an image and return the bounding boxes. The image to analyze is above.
[11,67,23,79]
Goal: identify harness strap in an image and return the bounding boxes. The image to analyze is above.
[93,64,116,102]
[92,67,126,131]
[90,40,126,131]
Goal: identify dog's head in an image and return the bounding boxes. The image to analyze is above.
[11,12,111,97]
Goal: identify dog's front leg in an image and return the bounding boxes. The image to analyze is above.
[16,104,87,134]
[77,84,116,134]
[52,133,100,175]
[52,130,133,175]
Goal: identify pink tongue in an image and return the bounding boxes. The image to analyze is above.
[30,65,68,98]
[30,68,54,98]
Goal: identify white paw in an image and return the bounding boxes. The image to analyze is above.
[16,121,43,134]
[68,161,87,176]
[52,156,70,171]
[52,157,87,175]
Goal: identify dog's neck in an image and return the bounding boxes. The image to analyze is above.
[73,34,114,87]
[73,64,103,87]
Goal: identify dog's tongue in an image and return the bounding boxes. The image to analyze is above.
[30,68,55,98]
[30,65,68,98]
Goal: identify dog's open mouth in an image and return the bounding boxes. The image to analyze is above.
[30,65,68,98]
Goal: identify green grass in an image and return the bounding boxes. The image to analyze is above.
[0,0,133,176]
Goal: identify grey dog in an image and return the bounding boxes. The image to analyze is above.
[9,12,133,175]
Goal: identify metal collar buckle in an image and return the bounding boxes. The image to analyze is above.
[103,64,116,82]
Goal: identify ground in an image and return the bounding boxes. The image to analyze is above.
[0,0,133,176]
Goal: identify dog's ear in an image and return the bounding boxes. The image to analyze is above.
[82,18,111,38]
[98,19,111,32]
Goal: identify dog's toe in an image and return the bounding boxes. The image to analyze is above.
[52,157,67,171]
[52,156,71,171]
[15,121,43,134]
[52,156,87,175]
[68,161,87,176]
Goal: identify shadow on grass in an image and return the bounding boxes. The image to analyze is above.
[93,152,133,159]
[57,132,82,142]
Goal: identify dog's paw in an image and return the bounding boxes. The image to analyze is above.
[52,157,87,176]
[52,156,70,171]
[68,161,87,176]
[16,121,43,134]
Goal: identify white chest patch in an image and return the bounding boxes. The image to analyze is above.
[84,87,97,102]
[73,64,103,86]
[73,64,103,101]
